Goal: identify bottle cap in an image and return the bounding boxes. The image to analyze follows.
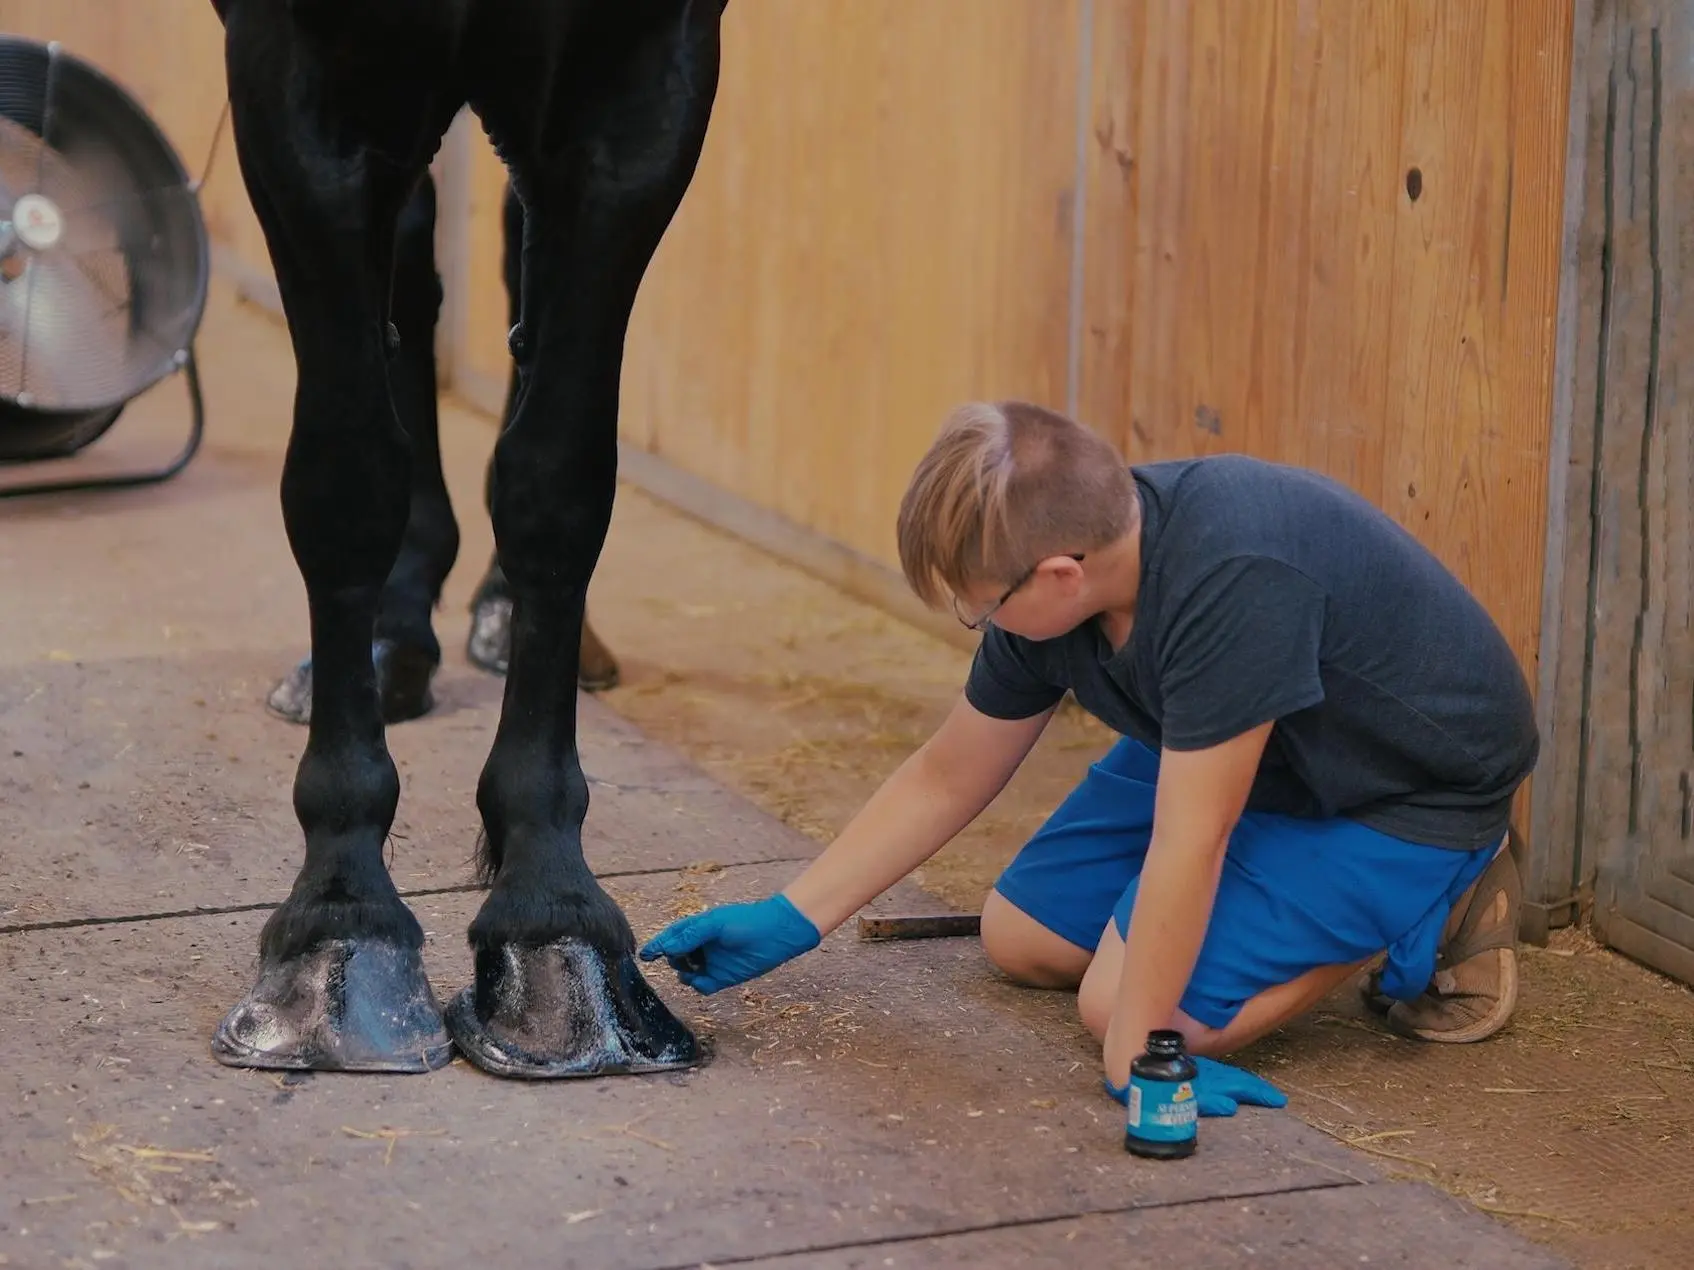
[1144,1028,1186,1057]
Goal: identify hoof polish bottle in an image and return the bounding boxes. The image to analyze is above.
[1123,1029,1198,1159]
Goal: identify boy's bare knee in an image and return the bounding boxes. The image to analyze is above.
[1076,932,1122,1039]
[1077,972,1114,1039]
[980,891,1091,988]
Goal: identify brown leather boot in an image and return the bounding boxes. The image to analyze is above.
[1362,833,1522,1043]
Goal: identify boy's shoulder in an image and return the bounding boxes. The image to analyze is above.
[1134,454,1381,541]
[1131,452,1337,497]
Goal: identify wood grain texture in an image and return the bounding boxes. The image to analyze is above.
[1528,0,1603,935]
[1078,1,1572,859]
[1083,0,1569,669]
[608,0,1084,568]
[17,3,1602,943]
[1576,0,1694,986]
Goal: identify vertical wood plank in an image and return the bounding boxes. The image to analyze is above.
[604,0,1082,568]
[1528,0,1604,933]
[1582,0,1694,983]
[1078,0,1568,709]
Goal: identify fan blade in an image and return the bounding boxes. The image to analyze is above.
[0,248,134,409]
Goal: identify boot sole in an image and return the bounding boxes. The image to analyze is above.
[1384,947,1520,1044]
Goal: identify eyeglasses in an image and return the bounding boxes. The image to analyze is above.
[952,554,1084,631]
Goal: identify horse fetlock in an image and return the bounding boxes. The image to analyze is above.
[295,745,400,829]
[468,878,634,957]
[259,884,423,964]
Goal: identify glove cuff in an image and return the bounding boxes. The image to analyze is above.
[770,893,823,950]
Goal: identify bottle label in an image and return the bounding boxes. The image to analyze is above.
[1127,1075,1198,1142]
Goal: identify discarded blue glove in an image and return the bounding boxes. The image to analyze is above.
[1105,1055,1288,1118]
[638,894,821,995]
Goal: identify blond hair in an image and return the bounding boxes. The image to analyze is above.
[896,400,1138,609]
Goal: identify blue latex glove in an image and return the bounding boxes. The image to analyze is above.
[1105,1055,1288,1118]
[638,894,821,994]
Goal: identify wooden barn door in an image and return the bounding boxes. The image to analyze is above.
[1536,0,1694,987]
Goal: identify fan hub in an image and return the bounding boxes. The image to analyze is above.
[11,192,64,250]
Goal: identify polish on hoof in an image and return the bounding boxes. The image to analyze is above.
[445,938,703,1079]
[467,593,621,692]
[212,938,453,1073]
[465,593,512,677]
[265,639,440,726]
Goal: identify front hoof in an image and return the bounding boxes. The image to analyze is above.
[264,640,439,726]
[466,594,511,676]
[445,938,704,1080]
[212,938,453,1074]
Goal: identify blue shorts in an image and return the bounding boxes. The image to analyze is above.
[993,736,1500,1030]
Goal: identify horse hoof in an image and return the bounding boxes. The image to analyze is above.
[444,938,704,1079]
[467,596,620,693]
[212,938,453,1074]
[265,639,439,726]
[265,657,314,724]
[466,594,511,677]
[578,621,622,693]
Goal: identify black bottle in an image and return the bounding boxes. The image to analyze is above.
[1123,1029,1199,1159]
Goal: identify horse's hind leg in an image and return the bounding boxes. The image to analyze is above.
[445,1,721,1077]
[466,183,622,693]
[212,0,462,1072]
[266,173,460,726]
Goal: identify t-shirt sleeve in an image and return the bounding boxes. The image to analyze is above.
[964,625,1068,720]
[1156,556,1327,750]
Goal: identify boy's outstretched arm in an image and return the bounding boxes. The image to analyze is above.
[1102,720,1272,1087]
[640,694,1056,993]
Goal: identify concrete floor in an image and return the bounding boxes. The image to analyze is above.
[0,284,1573,1268]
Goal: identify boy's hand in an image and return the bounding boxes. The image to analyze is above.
[639,895,821,994]
[1103,1055,1288,1118]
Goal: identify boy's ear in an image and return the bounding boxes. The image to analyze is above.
[1040,554,1087,586]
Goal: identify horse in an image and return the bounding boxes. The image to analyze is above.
[208,0,725,1078]
[262,174,624,729]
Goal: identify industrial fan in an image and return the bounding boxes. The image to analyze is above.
[0,34,210,499]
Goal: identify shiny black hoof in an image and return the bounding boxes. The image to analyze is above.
[265,639,439,726]
[466,593,511,677]
[445,938,704,1080]
[212,938,453,1073]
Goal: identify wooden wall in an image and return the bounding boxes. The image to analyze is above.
[450,0,1087,574]
[5,0,1575,694]
[452,1,1575,692]
[1079,0,1572,686]
[9,2,1580,907]
[1532,0,1694,979]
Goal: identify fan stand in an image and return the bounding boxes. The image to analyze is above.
[0,346,204,500]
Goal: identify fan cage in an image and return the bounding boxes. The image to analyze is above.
[0,35,209,464]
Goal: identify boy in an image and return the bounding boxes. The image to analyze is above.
[641,401,1539,1113]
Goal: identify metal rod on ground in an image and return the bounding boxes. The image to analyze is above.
[856,914,981,942]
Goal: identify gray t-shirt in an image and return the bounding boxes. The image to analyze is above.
[965,455,1539,851]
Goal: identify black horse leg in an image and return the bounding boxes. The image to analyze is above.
[466,183,622,692]
[267,172,460,726]
[445,3,721,1077]
[463,184,526,682]
[212,0,463,1071]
